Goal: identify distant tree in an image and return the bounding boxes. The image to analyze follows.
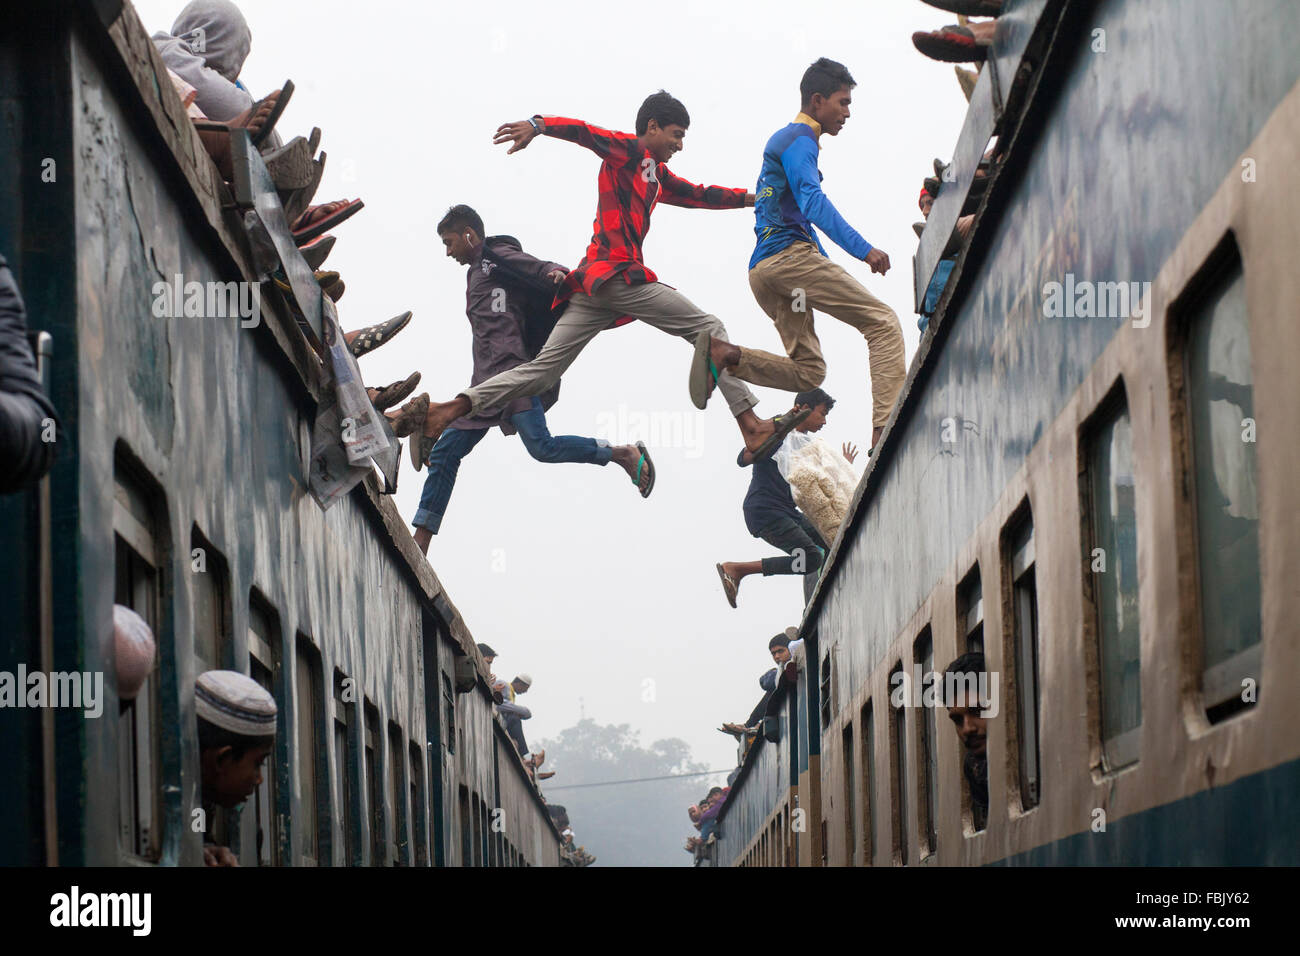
[535,719,728,867]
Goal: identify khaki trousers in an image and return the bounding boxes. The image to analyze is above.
[736,241,906,427]
[462,280,760,418]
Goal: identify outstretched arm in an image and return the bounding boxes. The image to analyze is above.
[481,242,569,290]
[657,165,750,210]
[494,115,638,164]
[782,137,888,272]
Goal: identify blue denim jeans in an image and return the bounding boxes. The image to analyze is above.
[413,396,613,533]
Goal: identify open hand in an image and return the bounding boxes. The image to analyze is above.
[842,442,858,464]
[203,845,239,867]
[493,120,540,154]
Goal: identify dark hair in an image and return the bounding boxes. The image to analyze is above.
[477,643,498,659]
[944,652,986,680]
[437,204,485,240]
[636,90,690,136]
[794,387,835,412]
[768,633,792,651]
[706,786,723,798]
[197,716,273,759]
[800,57,856,107]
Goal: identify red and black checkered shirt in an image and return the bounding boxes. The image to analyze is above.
[540,117,747,309]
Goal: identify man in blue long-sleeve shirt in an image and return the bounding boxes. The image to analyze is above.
[698,58,906,450]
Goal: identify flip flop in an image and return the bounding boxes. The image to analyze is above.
[249,79,294,148]
[632,441,655,498]
[293,199,364,245]
[749,407,812,463]
[349,311,413,358]
[688,332,722,410]
[716,563,738,608]
[298,234,336,271]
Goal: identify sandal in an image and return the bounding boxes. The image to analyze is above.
[716,563,738,608]
[688,332,722,410]
[249,79,293,148]
[262,135,316,191]
[410,431,435,472]
[632,441,655,498]
[298,234,336,271]
[368,371,422,412]
[912,24,988,63]
[349,311,413,358]
[292,199,364,245]
[386,393,429,439]
[749,406,812,463]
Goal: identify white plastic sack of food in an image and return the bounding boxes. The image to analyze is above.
[784,437,858,546]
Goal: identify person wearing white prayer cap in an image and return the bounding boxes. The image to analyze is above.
[195,670,276,866]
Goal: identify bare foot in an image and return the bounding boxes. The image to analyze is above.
[413,526,432,555]
[872,425,884,450]
[611,444,653,494]
[424,396,472,441]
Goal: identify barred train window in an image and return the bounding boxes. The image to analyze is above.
[334,671,356,864]
[294,638,324,865]
[248,598,280,865]
[888,663,909,865]
[1006,512,1041,810]
[114,459,165,862]
[190,529,230,672]
[861,701,874,865]
[1087,393,1141,771]
[364,701,382,865]
[389,722,408,864]
[1183,252,1260,719]
[958,568,984,654]
[914,629,938,857]
[842,722,855,865]
[409,741,427,866]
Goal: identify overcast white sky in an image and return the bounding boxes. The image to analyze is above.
[136,0,970,784]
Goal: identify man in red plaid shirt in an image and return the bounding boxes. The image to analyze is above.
[391,91,806,472]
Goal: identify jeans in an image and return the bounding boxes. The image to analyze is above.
[757,512,828,602]
[919,257,956,331]
[413,395,612,533]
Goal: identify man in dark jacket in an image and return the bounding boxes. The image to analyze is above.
[0,254,59,493]
[403,206,653,554]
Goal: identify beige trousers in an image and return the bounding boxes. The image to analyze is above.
[736,241,906,427]
[462,280,760,418]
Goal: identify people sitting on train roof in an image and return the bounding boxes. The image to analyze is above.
[698,787,730,842]
[715,390,855,610]
[912,0,1002,63]
[195,669,277,867]
[944,652,989,830]
[0,254,60,495]
[494,673,534,760]
[152,1,260,124]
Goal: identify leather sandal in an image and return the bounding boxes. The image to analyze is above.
[386,393,429,439]
[349,311,412,358]
[368,371,422,412]
[298,234,336,271]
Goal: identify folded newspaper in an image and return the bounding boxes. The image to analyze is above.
[308,300,400,509]
[775,433,858,547]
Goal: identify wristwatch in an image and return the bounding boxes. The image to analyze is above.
[527,115,544,133]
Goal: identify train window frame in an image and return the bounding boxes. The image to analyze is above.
[189,526,231,673]
[409,741,427,866]
[1080,381,1143,774]
[1166,234,1262,724]
[363,700,383,865]
[861,699,874,866]
[819,651,833,732]
[388,722,408,865]
[1001,504,1042,813]
[842,721,856,866]
[913,628,939,858]
[333,669,358,865]
[246,595,282,866]
[294,636,327,866]
[958,566,984,654]
[887,662,909,865]
[113,451,171,864]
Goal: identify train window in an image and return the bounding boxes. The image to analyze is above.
[248,597,281,865]
[914,629,938,858]
[1004,510,1042,810]
[1178,248,1261,721]
[1085,389,1142,771]
[294,637,325,865]
[333,670,357,864]
[819,651,832,731]
[471,794,484,867]
[190,528,230,672]
[409,741,427,866]
[458,786,472,866]
[842,722,856,865]
[388,722,408,865]
[888,663,909,865]
[113,456,168,863]
[861,701,874,865]
[363,702,383,865]
[441,673,456,755]
[958,567,984,653]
